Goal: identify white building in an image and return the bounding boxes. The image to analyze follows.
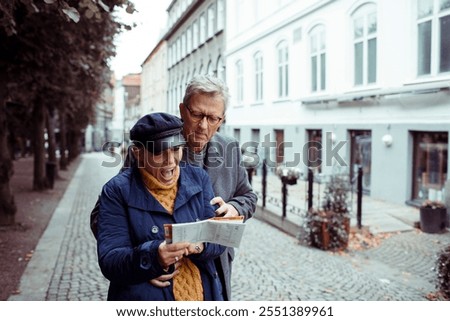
[224,0,449,207]
[141,40,168,115]
[111,78,125,145]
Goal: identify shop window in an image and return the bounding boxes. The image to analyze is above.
[412,131,448,202]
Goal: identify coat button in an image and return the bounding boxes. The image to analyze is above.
[151,226,159,233]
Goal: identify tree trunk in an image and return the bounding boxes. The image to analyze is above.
[59,110,68,170]
[32,99,48,190]
[68,129,81,162]
[0,97,16,225]
[46,108,58,178]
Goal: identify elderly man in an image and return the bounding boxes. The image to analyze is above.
[152,75,257,300]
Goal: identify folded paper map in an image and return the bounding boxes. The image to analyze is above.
[164,216,245,248]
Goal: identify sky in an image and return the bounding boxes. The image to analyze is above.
[109,0,173,80]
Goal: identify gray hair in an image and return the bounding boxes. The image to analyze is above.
[183,74,230,113]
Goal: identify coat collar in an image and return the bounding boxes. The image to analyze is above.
[127,163,202,212]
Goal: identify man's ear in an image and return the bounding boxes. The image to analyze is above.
[179,103,186,117]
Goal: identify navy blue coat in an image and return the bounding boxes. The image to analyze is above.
[97,162,225,301]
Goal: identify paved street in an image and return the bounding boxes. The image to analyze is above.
[9,152,450,301]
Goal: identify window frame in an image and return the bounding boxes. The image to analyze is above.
[276,40,289,98]
[200,12,206,44]
[207,3,216,39]
[416,0,450,76]
[254,51,264,101]
[236,59,244,104]
[309,25,326,92]
[351,3,377,87]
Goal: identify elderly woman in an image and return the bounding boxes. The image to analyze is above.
[97,113,225,301]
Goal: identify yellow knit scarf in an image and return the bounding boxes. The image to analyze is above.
[139,167,179,213]
[139,167,204,301]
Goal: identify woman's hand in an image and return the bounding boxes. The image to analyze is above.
[151,242,204,288]
[187,242,204,255]
[157,241,189,270]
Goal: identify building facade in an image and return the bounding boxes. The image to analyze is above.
[122,73,141,136]
[89,72,115,152]
[141,40,168,115]
[224,0,449,207]
[165,0,226,115]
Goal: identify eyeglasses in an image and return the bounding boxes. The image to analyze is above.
[184,104,223,126]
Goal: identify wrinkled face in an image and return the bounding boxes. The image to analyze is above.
[179,94,225,153]
[133,146,183,185]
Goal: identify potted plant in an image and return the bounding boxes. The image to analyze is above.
[302,173,351,251]
[276,165,301,185]
[420,200,448,234]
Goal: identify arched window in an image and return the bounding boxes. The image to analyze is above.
[309,24,326,92]
[185,71,190,86]
[276,40,289,97]
[207,3,215,38]
[179,75,184,106]
[206,60,213,75]
[236,60,244,104]
[174,78,179,114]
[254,51,263,101]
[216,55,225,81]
[351,3,377,86]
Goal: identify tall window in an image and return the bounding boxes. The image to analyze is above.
[350,130,372,194]
[307,130,323,173]
[200,12,206,43]
[179,76,184,106]
[417,0,450,75]
[217,0,224,31]
[193,19,199,49]
[216,56,225,80]
[234,128,241,142]
[207,60,213,75]
[173,42,177,64]
[236,60,244,104]
[186,26,192,53]
[207,4,215,38]
[254,51,263,101]
[309,25,326,92]
[185,71,190,87]
[352,4,377,86]
[181,31,186,57]
[274,129,284,165]
[277,40,289,98]
[177,37,181,62]
[168,45,173,67]
[412,131,448,202]
[174,80,178,113]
